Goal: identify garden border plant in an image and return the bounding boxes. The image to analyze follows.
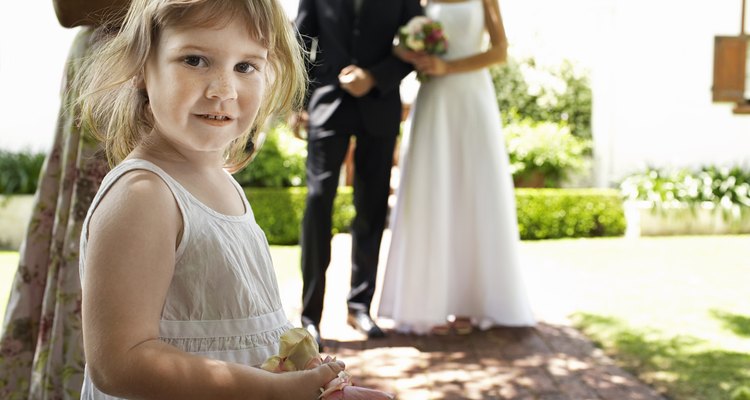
[504,120,591,188]
[620,165,750,222]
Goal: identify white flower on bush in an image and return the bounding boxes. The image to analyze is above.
[520,63,568,107]
[504,120,590,181]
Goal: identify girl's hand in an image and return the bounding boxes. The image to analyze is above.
[277,360,346,399]
[414,54,449,77]
[312,359,346,388]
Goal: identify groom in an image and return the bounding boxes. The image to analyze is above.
[293,0,422,348]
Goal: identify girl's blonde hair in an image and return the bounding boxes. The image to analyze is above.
[77,0,306,172]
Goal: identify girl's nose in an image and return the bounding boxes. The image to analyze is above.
[206,72,237,101]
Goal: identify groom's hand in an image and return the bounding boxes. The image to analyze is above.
[338,65,375,97]
[289,111,309,140]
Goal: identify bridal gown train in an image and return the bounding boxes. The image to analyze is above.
[377,0,536,334]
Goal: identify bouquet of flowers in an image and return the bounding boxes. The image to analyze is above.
[262,328,394,399]
[398,16,448,81]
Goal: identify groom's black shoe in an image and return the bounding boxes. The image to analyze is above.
[302,321,323,352]
[347,310,386,339]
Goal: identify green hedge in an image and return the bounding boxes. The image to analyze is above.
[516,188,626,240]
[245,187,355,245]
[245,187,625,244]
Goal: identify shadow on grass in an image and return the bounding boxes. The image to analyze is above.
[711,309,750,338]
[571,313,750,400]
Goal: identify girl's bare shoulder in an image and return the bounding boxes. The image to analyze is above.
[88,168,181,238]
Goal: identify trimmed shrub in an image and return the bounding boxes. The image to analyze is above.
[245,187,624,244]
[515,189,626,240]
[245,187,354,245]
[233,124,306,188]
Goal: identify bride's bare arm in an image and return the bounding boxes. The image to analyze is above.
[415,0,508,76]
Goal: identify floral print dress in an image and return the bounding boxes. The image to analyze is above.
[0,27,110,400]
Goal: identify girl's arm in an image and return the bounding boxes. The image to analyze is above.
[415,0,508,76]
[82,171,341,400]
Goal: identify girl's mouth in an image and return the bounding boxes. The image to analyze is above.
[200,114,232,121]
[196,113,234,126]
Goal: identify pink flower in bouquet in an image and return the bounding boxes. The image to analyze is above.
[398,16,448,81]
[262,328,394,399]
[399,16,448,55]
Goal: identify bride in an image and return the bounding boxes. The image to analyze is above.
[377,0,536,335]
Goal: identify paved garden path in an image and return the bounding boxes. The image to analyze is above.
[280,234,666,400]
[323,323,665,400]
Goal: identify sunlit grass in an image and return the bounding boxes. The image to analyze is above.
[520,235,750,399]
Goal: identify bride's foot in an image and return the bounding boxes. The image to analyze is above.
[430,323,452,336]
[451,317,473,335]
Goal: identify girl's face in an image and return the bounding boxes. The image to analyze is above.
[142,16,267,156]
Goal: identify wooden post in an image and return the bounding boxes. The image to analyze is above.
[712,0,750,108]
[736,0,750,112]
[712,36,746,102]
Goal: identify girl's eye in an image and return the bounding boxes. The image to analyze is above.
[235,62,257,74]
[184,55,205,67]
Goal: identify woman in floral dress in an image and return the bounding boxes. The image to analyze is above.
[0,2,124,397]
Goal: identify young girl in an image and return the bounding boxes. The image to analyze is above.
[76,0,343,399]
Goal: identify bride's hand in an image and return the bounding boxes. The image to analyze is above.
[393,46,423,64]
[415,54,448,77]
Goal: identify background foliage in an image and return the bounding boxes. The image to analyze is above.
[233,124,306,188]
[620,165,750,218]
[491,57,593,139]
[505,120,591,188]
[491,56,594,187]
[246,187,354,245]
[0,149,46,195]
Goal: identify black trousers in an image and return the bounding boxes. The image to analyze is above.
[300,117,397,327]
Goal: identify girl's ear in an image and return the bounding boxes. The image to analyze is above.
[133,72,146,90]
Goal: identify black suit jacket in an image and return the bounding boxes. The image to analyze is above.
[296,0,423,137]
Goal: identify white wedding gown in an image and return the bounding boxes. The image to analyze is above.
[377,0,536,334]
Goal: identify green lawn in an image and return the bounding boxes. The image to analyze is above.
[1,237,748,399]
[520,236,750,400]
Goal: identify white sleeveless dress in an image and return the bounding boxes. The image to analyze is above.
[79,159,292,399]
[378,0,536,334]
